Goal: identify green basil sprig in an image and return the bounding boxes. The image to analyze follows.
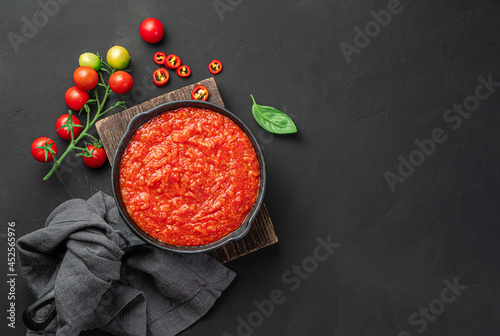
[250,95,297,134]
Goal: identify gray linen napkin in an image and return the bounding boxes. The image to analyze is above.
[17,191,235,336]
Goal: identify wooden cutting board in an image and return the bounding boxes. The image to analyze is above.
[95,77,278,263]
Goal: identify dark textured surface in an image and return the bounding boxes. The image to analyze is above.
[1,0,500,335]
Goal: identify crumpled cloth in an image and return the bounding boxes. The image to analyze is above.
[17,191,235,336]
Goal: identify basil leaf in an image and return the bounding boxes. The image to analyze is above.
[251,95,297,134]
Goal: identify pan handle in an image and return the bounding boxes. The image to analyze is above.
[22,216,143,331]
[115,214,146,249]
[22,288,57,331]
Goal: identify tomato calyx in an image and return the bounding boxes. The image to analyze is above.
[208,60,223,74]
[76,139,102,158]
[165,54,181,69]
[191,85,209,101]
[153,68,170,87]
[77,140,107,168]
[154,52,166,65]
[176,65,191,78]
[36,138,57,162]
[57,111,83,141]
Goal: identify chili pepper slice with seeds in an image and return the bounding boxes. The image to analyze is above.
[176,65,191,78]
[152,68,169,87]
[165,54,181,69]
[154,52,166,65]
[191,85,209,101]
[208,59,223,74]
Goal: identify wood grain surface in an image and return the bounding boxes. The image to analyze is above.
[96,77,278,263]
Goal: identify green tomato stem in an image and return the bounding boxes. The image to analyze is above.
[85,133,99,143]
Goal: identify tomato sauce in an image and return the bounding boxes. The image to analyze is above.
[119,107,260,246]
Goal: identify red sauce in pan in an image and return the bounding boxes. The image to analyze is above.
[119,107,260,246]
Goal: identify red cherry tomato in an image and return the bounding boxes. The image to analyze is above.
[154,52,166,65]
[176,65,191,78]
[208,59,223,74]
[109,71,134,95]
[65,86,90,111]
[152,68,170,87]
[139,18,164,44]
[73,66,98,91]
[164,54,181,69]
[56,114,82,140]
[191,85,209,101]
[31,137,57,163]
[82,145,107,168]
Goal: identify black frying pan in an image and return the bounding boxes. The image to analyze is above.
[112,100,266,253]
[23,100,266,331]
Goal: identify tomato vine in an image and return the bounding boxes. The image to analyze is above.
[42,56,127,180]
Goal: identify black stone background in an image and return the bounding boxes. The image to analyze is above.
[1,0,500,335]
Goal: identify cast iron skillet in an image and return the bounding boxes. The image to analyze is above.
[112,100,266,252]
[23,100,266,331]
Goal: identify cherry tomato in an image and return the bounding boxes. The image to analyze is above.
[31,137,57,163]
[107,46,130,70]
[164,54,181,69]
[176,65,191,78]
[65,86,89,111]
[56,114,82,140]
[78,52,101,71]
[82,145,107,168]
[109,71,134,94]
[191,85,209,101]
[139,18,165,44]
[153,68,169,87]
[154,52,166,65]
[73,66,98,91]
[208,59,223,74]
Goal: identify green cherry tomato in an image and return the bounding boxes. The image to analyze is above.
[106,46,130,70]
[78,52,101,71]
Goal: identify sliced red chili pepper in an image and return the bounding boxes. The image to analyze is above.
[152,68,169,87]
[208,59,223,74]
[165,54,181,69]
[154,52,166,65]
[191,85,209,101]
[176,65,191,78]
